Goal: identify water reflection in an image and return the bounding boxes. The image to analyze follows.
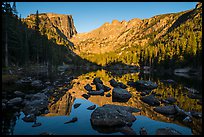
[2,69,202,135]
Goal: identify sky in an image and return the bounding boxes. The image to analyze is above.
[16,2,197,33]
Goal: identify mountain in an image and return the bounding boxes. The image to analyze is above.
[23,13,77,47]
[70,2,202,68]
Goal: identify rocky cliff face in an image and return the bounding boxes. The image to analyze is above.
[24,13,77,43]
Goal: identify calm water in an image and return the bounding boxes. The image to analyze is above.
[2,69,202,135]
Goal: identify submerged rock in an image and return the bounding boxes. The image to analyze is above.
[32,122,42,127]
[156,127,182,135]
[90,104,140,127]
[64,117,78,124]
[73,103,81,109]
[140,95,160,106]
[140,127,148,135]
[87,105,96,110]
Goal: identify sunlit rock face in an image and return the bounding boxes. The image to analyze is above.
[24,12,77,39]
[45,92,75,116]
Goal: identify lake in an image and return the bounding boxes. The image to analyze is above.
[2,69,202,135]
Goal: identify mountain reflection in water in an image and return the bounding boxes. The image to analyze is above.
[3,69,202,135]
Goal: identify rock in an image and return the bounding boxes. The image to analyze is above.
[24,94,34,100]
[140,127,148,135]
[184,87,200,94]
[64,117,78,124]
[88,89,104,95]
[103,85,111,92]
[84,84,93,91]
[165,97,177,104]
[32,122,42,127]
[45,81,51,85]
[2,99,8,103]
[31,80,44,88]
[2,103,6,109]
[7,97,23,106]
[153,105,177,115]
[93,77,103,85]
[95,83,104,90]
[23,93,48,115]
[128,80,157,90]
[118,82,127,89]
[14,91,25,97]
[109,79,118,87]
[87,105,96,110]
[57,65,69,72]
[187,92,202,99]
[140,95,160,106]
[82,94,90,99]
[90,104,140,127]
[161,79,175,84]
[73,103,81,109]
[174,105,191,117]
[119,126,137,135]
[16,77,32,85]
[190,111,202,118]
[22,114,36,122]
[112,87,132,102]
[156,127,182,135]
[106,93,111,97]
[183,116,192,123]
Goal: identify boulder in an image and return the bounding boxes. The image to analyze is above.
[156,127,182,135]
[88,89,104,95]
[7,97,23,107]
[91,104,140,127]
[103,85,111,92]
[93,77,103,85]
[140,95,160,106]
[82,94,90,99]
[31,80,44,88]
[84,84,92,91]
[165,97,177,104]
[23,93,48,115]
[118,82,127,89]
[109,79,118,87]
[128,80,158,90]
[153,105,177,115]
[22,114,36,122]
[14,91,25,97]
[112,87,132,102]
[95,83,104,90]
[106,93,111,97]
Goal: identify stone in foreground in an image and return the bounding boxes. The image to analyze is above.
[153,105,177,115]
[140,94,160,106]
[112,87,132,102]
[90,104,140,127]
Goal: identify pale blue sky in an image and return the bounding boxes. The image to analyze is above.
[16,2,197,33]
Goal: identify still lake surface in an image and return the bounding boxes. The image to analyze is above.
[2,69,202,135]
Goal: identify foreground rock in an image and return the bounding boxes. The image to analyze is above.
[112,87,132,102]
[109,79,118,87]
[84,84,93,91]
[128,80,158,90]
[93,77,103,85]
[156,127,182,135]
[7,97,23,107]
[153,105,177,115]
[88,89,104,95]
[140,95,160,106]
[23,93,48,115]
[91,104,140,127]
